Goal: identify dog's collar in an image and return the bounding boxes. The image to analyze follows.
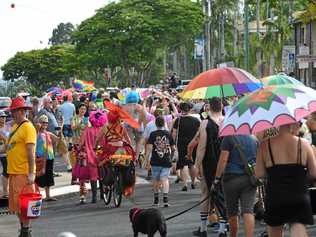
[132,208,142,222]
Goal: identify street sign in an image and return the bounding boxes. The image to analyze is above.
[298,45,310,69]
[282,45,295,73]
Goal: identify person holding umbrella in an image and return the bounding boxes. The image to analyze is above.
[219,84,316,237]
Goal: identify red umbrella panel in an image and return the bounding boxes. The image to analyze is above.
[181,67,261,99]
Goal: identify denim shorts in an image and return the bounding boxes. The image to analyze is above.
[62,125,73,138]
[151,166,170,181]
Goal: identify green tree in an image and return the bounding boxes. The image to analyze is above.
[73,0,204,86]
[49,22,75,45]
[1,45,79,95]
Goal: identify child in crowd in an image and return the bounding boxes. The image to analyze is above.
[146,116,175,207]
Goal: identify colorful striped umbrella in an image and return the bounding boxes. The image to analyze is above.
[219,84,316,136]
[180,67,261,99]
[261,74,303,86]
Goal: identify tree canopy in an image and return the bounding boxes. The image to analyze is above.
[49,22,75,45]
[73,0,204,85]
[1,45,79,95]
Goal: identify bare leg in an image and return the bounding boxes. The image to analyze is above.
[290,223,308,237]
[153,180,161,193]
[2,176,8,196]
[161,177,169,194]
[45,187,50,199]
[267,225,283,237]
[180,166,188,188]
[228,216,239,237]
[189,165,196,185]
[243,213,255,237]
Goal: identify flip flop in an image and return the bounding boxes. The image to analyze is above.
[45,197,57,202]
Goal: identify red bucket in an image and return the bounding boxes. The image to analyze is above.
[19,184,42,220]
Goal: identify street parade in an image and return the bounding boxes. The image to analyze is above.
[1,1,316,237]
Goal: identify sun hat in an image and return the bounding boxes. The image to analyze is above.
[8,97,32,111]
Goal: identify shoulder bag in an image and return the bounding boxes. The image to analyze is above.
[233,137,262,187]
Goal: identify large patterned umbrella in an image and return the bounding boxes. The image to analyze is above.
[261,74,303,86]
[180,67,261,99]
[219,84,316,136]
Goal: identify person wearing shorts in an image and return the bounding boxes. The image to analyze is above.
[6,97,37,237]
[58,95,75,172]
[146,116,175,207]
[213,135,258,237]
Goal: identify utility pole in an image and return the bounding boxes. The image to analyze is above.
[244,0,250,71]
[256,0,262,78]
[203,0,211,70]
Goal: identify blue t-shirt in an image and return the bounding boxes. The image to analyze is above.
[58,102,75,125]
[221,135,258,175]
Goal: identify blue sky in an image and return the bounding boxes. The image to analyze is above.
[0,0,111,70]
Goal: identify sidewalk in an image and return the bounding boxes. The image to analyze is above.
[0,169,151,199]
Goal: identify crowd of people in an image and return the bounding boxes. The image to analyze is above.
[1,83,316,237]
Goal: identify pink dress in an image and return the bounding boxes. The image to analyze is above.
[81,126,101,181]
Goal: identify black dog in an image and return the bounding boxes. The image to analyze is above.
[129,208,167,237]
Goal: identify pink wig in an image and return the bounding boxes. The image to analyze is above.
[89,109,108,128]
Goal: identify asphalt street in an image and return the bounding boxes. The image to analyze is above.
[3,179,316,237]
[1,157,316,237]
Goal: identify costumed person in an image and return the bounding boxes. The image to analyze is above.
[96,101,139,197]
[123,88,147,161]
[73,110,107,204]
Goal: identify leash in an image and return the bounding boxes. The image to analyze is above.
[165,192,212,221]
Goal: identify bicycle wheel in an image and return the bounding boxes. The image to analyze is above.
[102,185,112,205]
[113,168,123,207]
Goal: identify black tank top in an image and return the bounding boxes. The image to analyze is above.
[264,138,313,226]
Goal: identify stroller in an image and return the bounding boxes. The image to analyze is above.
[211,187,230,237]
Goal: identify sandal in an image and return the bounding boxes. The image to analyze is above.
[45,197,57,201]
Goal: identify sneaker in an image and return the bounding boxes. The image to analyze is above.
[163,202,170,208]
[79,198,86,205]
[192,227,207,237]
[181,186,188,191]
[191,183,196,189]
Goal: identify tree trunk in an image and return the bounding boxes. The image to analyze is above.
[233,3,238,58]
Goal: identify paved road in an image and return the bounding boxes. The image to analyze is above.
[2,157,316,237]
[3,178,316,237]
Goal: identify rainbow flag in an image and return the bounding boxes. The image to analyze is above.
[72,79,96,92]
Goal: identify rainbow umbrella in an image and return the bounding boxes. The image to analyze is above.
[180,67,261,99]
[261,74,303,86]
[219,84,316,136]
